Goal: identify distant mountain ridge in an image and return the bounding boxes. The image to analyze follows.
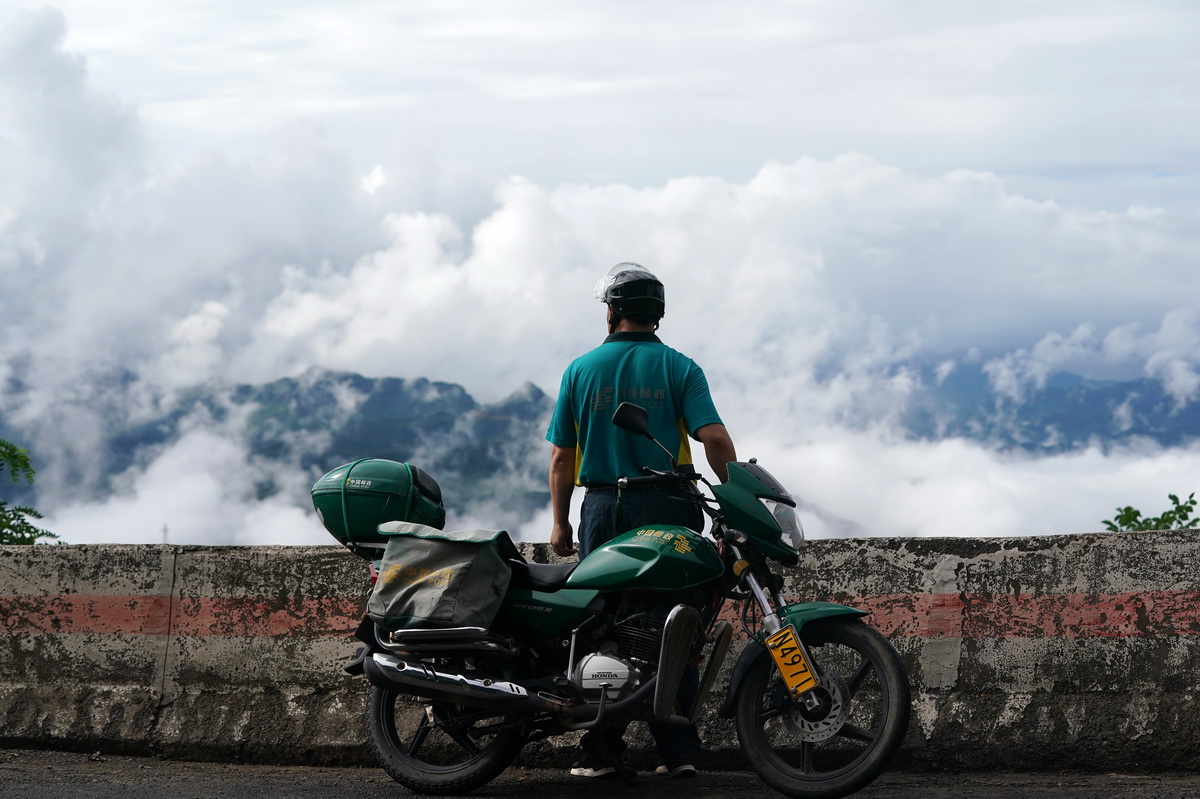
[235,370,555,521]
[902,363,1200,452]
[1,369,555,530]
[2,365,1197,532]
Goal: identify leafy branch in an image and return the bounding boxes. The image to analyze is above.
[1,439,58,545]
[0,439,36,483]
[1103,492,1197,532]
[0,500,55,544]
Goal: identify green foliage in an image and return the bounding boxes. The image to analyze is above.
[0,439,36,483]
[1,438,57,545]
[0,500,54,544]
[1103,492,1198,532]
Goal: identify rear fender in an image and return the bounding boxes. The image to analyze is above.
[716,601,866,718]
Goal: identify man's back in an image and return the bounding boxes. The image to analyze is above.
[548,331,721,487]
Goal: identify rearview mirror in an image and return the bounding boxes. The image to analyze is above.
[612,402,651,437]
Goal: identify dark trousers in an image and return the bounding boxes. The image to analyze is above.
[577,485,704,768]
[578,484,704,558]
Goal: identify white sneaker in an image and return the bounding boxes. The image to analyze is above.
[655,764,697,778]
[570,755,617,778]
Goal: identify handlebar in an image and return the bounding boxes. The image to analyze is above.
[615,465,719,524]
[616,467,696,490]
[617,473,672,489]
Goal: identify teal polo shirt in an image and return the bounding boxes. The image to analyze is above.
[546,332,723,486]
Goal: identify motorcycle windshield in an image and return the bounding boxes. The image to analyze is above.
[740,461,794,503]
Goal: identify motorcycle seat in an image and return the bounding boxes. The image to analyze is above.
[508,559,578,592]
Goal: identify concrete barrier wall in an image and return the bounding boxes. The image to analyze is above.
[783,533,1200,771]
[2,532,1198,769]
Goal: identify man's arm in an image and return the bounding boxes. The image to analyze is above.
[695,423,736,483]
[549,444,578,557]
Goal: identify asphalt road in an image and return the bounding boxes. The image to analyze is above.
[3,749,1200,799]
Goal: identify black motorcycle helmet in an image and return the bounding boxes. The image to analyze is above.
[592,262,666,320]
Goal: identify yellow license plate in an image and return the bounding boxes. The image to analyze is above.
[765,624,819,697]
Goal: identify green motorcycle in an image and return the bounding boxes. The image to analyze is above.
[317,402,909,799]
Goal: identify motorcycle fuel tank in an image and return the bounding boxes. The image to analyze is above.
[566,525,723,591]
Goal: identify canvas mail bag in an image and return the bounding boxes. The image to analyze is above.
[367,522,522,631]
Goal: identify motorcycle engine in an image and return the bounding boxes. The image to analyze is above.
[571,652,638,701]
[568,596,706,703]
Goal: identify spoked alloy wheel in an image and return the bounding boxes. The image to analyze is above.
[734,619,910,799]
[366,684,526,794]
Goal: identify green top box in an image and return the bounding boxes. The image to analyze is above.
[311,458,446,559]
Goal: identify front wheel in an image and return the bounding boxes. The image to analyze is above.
[366,685,527,794]
[734,619,910,799]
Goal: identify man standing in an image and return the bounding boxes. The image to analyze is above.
[545,262,737,778]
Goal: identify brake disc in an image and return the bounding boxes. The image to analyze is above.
[782,669,851,743]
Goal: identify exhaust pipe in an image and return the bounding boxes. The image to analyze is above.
[363,652,658,725]
[364,653,562,712]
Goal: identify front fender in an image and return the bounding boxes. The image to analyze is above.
[778,600,866,631]
[716,601,866,719]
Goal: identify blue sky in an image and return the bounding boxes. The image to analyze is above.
[2,2,1199,543]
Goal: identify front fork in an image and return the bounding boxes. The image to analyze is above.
[730,541,816,639]
[729,544,822,712]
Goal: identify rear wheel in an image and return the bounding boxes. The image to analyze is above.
[734,619,909,799]
[366,685,526,794]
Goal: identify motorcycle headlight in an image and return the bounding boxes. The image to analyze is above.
[760,498,804,552]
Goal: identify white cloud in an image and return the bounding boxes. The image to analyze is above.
[983,325,1100,402]
[41,425,332,546]
[151,300,231,386]
[980,311,1200,406]
[197,153,1198,426]
[360,165,388,194]
[1137,311,1200,406]
[31,1,1200,210]
[752,428,1200,540]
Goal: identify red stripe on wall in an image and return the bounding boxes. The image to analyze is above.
[0,595,364,638]
[817,591,1200,639]
[0,595,174,636]
[724,590,1200,639]
[171,596,366,637]
[4,591,1199,638]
